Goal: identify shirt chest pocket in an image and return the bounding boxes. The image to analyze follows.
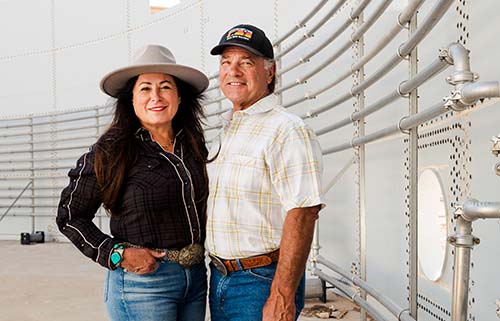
[219,154,269,191]
[127,158,165,187]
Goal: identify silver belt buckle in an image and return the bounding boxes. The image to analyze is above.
[178,243,204,268]
[210,255,228,276]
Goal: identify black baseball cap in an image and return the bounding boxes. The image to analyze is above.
[210,24,274,59]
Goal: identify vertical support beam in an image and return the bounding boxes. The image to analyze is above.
[408,10,419,319]
[30,118,35,233]
[354,9,367,321]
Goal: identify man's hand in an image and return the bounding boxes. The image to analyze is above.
[263,288,296,321]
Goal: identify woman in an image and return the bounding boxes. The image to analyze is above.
[57,44,209,321]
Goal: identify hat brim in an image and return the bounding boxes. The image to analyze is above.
[100,64,209,97]
[210,43,265,58]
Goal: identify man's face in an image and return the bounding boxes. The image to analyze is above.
[219,46,275,111]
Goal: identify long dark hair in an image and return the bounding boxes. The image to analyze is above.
[94,75,208,215]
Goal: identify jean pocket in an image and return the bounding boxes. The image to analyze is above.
[248,264,277,282]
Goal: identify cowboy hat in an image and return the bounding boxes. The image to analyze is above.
[100,44,209,97]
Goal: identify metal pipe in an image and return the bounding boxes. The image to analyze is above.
[323,157,355,193]
[275,0,349,59]
[351,0,393,42]
[310,221,320,272]
[400,0,453,55]
[0,155,77,163]
[316,256,415,321]
[0,181,32,223]
[0,113,110,130]
[450,216,474,321]
[1,164,73,172]
[0,123,108,138]
[3,144,89,154]
[398,0,425,26]
[462,199,500,221]
[305,0,453,117]
[352,0,453,96]
[314,269,392,321]
[206,0,332,81]
[0,105,108,122]
[350,0,372,18]
[277,0,384,96]
[315,57,449,135]
[273,0,329,46]
[460,81,500,105]
[0,134,97,147]
[322,100,447,154]
[277,17,351,77]
[0,174,68,180]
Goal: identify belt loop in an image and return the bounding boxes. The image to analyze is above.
[235,258,243,270]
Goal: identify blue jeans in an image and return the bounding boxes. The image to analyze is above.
[105,261,207,321]
[209,262,305,321]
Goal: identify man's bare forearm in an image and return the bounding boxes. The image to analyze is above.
[263,205,320,321]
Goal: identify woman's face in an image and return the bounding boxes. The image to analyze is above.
[132,73,180,131]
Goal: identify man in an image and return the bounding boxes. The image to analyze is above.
[206,24,325,321]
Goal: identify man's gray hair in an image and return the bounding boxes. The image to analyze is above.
[264,58,276,93]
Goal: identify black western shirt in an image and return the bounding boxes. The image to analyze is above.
[57,128,207,269]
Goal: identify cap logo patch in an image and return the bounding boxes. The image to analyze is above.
[226,27,253,42]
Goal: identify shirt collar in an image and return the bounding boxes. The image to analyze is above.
[220,94,277,125]
[135,127,184,142]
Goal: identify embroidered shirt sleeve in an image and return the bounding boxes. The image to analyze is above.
[56,145,115,269]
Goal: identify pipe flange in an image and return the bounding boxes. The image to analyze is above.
[448,233,479,248]
[446,71,478,86]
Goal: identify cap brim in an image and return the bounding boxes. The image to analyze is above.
[210,43,265,58]
[100,64,209,97]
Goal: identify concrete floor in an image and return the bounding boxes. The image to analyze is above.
[0,240,360,321]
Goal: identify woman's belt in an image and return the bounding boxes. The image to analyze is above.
[123,242,204,268]
[209,249,280,276]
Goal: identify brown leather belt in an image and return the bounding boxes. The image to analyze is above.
[209,249,280,276]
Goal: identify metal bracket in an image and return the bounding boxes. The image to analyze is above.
[397,80,410,98]
[443,91,469,111]
[398,116,410,134]
[449,206,481,247]
[491,134,500,156]
[487,134,500,177]
[494,163,500,176]
[439,47,454,65]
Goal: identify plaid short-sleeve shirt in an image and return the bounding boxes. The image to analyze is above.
[206,95,325,259]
